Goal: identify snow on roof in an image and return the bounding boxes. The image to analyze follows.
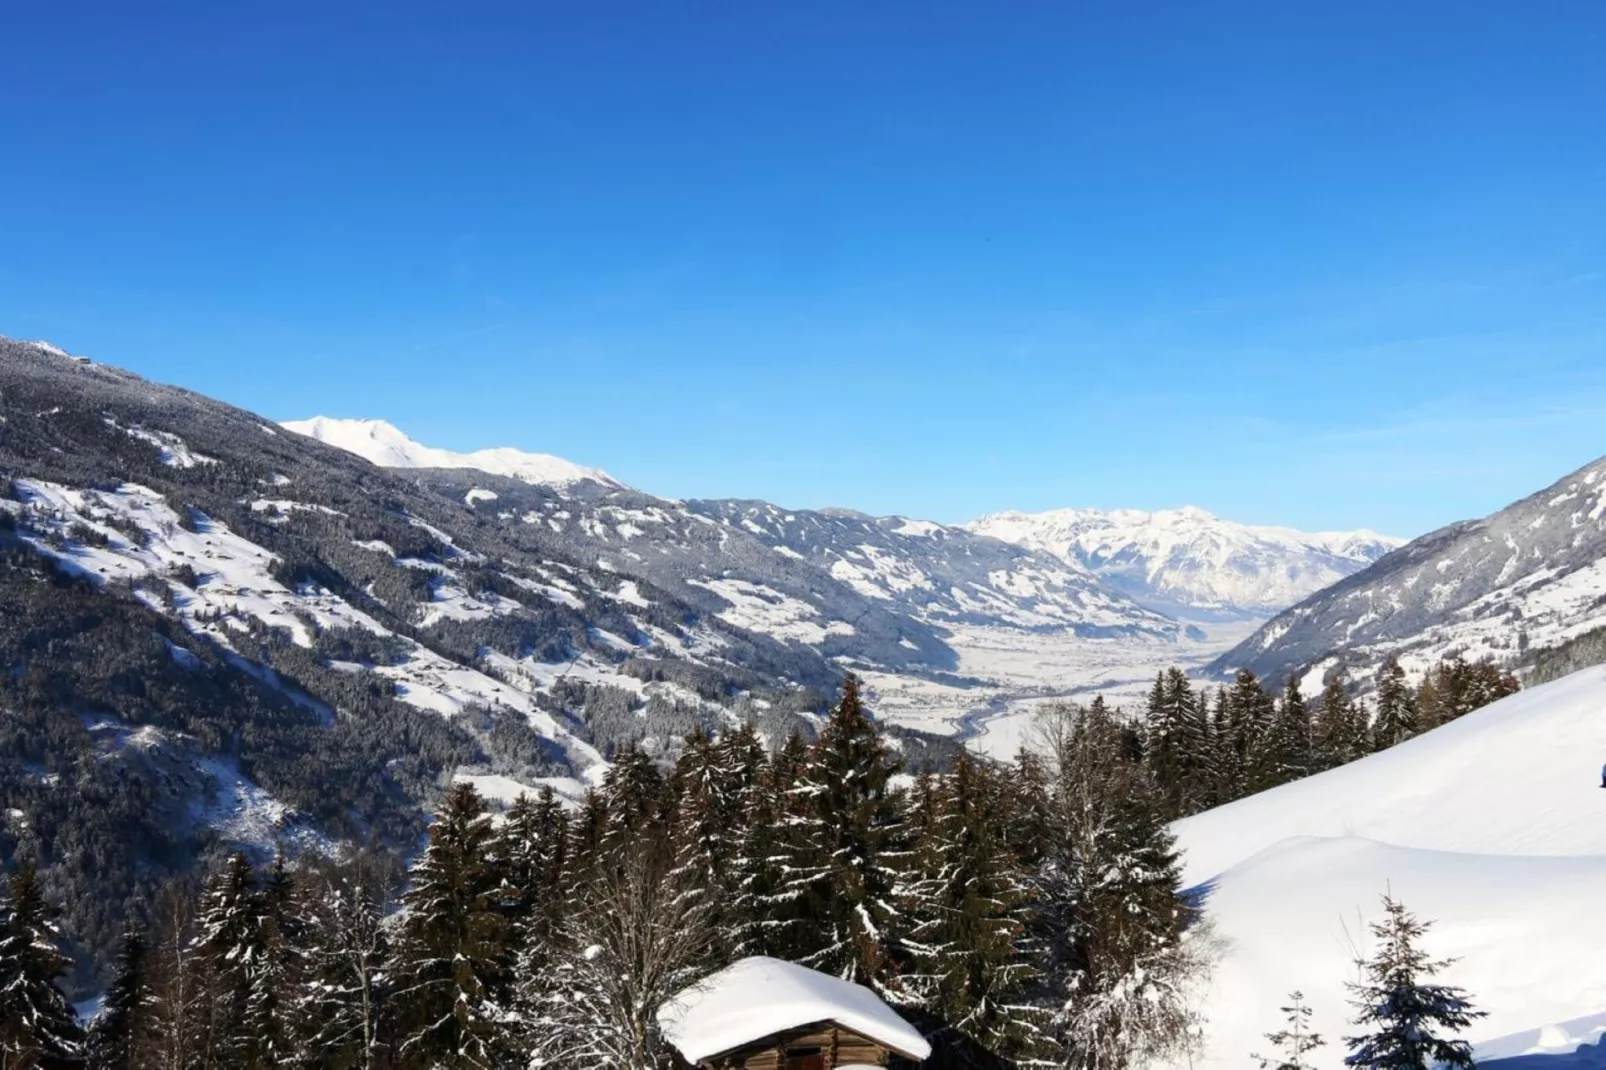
[657,956,932,1064]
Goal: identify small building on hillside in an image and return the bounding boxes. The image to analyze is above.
[658,956,931,1069]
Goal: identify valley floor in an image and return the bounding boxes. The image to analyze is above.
[860,617,1263,759]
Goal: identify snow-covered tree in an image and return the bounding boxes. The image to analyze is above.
[904,751,1047,1063]
[395,782,515,1069]
[86,925,155,1070]
[773,676,914,1000]
[1032,702,1208,1070]
[1254,990,1323,1070]
[1263,676,1314,787]
[1313,675,1369,770]
[0,861,85,1069]
[1344,893,1484,1070]
[192,852,262,1069]
[301,872,391,1070]
[526,839,713,1070]
[1371,658,1418,751]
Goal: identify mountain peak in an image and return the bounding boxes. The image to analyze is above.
[968,505,1404,616]
[282,416,622,490]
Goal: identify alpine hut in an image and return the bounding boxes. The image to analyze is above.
[657,956,932,1069]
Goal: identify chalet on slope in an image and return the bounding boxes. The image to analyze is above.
[658,956,932,1069]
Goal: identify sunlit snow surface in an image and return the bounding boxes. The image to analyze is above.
[1168,667,1606,1069]
[283,416,620,488]
[658,956,931,1064]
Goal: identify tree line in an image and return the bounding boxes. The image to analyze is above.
[1141,656,1518,820]
[2,659,1515,1070]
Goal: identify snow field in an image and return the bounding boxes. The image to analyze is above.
[1169,666,1606,1069]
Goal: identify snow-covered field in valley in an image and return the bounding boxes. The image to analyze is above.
[861,618,1262,758]
[1170,666,1606,1069]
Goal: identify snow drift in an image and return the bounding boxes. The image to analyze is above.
[1172,665,1606,1068]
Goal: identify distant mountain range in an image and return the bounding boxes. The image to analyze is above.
[970,506,1401,618]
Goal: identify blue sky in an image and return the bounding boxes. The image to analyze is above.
[3,2,1603,536]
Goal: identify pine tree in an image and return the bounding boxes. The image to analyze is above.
[1313,674,1368,770]
[192,852,261,1070]
[1144,668,1201,817]
[1228,669,1278,796]
[0,861,86,1069]
[1034,702,1205,1070]
[86,925,154,1070]
[775,676,913,1001]
[1264,676,1314,787]
[1372,658,1418,751]
[247,853,305,1068]
[904,752,1047,1063]
[395,782,515,1069]
[1344,893,1484,1069]
[1254,991,1323,1070]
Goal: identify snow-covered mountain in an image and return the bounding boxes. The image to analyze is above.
[1214,453,1606,688]
[289,418,1181,649]
[968,506,1402,617]
[283,416,622,489]
[1170,665,1606,1069]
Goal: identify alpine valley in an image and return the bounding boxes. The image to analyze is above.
[6,333,1606,1017]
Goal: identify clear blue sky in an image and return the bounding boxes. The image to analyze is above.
[3,2,1603,537]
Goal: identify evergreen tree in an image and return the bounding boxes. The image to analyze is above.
[1372,659,1418,751]
[0,861,86,1069]
[192,852,261,1070]
[395,782,515,1069]
[776,676,913,1000]
[1228,669,1278,796]
[1143,668,1201,817]
[246,853,305,1068]
[1313,675,1368,770]
[86,925,154,1070]
[1034,702,1205,1069]
[1254,991,1323,1070]
[904,752,1047,1063]
[1264,676,1314,787]
[1345,893,1483,1069]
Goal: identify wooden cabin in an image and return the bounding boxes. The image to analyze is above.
[659,957,930,1070]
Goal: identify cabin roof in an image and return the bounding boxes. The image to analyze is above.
[657,956,932,1064]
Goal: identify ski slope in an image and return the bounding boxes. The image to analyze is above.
[1171,665,1606,1069]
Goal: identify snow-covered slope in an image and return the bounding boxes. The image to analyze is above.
[1215,453,1606,687]
[1171,667,1606,1068]
[283,416,622,489]
[968,506,1401,617]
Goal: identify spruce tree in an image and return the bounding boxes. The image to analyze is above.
[395,782,515,1069]
[1313,674,1368,770]
[86,925,154,1070]
[1254,990,1323,1070]
[904,752,1047,1063]
[1228,669,1277,796]
[776,676,913,1000]
[0,861,86,1069]
[1345,893,1483,1069]
[1372,658,1418,751]
[1034,702,1204,1069]
[192,852,261,1070]
[1264,676,1314,787]
[1144,668,1201,817]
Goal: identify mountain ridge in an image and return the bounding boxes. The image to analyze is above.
[1212,450,1606,688]
[968,504,1403,618]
